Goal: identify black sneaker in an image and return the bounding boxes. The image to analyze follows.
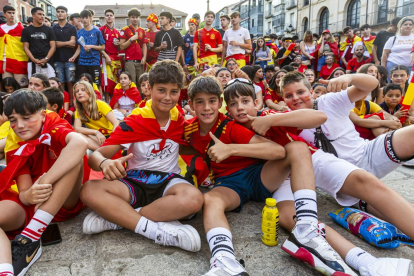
[11,235,42,276]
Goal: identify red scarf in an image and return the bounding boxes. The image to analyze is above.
[109,82,142,108]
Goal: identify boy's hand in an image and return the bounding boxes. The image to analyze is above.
[95,131,106,145]
[384,120,402,130]
[101,154,133,181]
[247,115,271,136]
[319,75,351,92]
[24,176,52,205]
[394,108,409,119]
[208,132,232,163]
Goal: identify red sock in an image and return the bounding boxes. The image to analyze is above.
[21,210,53,241]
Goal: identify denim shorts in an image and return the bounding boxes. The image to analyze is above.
[54,62,76,83]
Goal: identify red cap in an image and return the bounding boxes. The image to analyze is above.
[322,29,330,34]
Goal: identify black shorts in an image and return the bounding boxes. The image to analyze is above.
[119,170,191,209]
[76,65,101,87]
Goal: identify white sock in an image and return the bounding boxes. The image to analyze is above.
[135,208,141,213]
[207,227,236,260]
[135,216,157,240]
[21,209,53,241]
[293,189,318,224]
[345,247,377,271]
[0,263,14,276]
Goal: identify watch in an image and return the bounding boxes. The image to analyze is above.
[45,57,49,61]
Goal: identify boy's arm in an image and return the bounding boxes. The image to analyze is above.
[207,133,285,163]
[319,74,378,103]
[18,174,52,206]
[37,132,88,186]
[89,144,132,180]
[69,45,81,62]
[349,112,402,129]
[247,110,327,136]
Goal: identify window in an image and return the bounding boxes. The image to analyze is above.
[303,0,309,6]
[397,0,414,17]
[303,17,308,33]
[319,8,329,35]
[252,18,255,27]
[175,17,182,28]
[378,0,388,23]
[346,0,360,28]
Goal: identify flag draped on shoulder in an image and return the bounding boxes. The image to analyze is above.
[109,82,142,108]
[103,100,188,149]
[339,35,362,59]
[0,22,28,74]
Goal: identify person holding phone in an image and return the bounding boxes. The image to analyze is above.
[154,11,183,63]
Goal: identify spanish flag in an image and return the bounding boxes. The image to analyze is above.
[282,43,296,58]
[0,22,28,74]
[400,72,414,124]
[340,35,362,60]
[362,35,376,55]
[109,82,142,109]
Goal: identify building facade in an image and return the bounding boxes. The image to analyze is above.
[0,0,37,24]
[38,0,57,22]
[231,0,264,37]
[84,4,187,30]
[213,2,239,30]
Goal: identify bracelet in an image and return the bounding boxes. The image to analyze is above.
[99,158,108,171]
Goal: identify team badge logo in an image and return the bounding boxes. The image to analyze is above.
[211,34,215,39]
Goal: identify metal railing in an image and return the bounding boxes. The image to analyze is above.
[272,14,285,27]
[274,4,285,14]
[250,5,264,15]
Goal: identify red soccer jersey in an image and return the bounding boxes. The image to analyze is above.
[145,30,159,65]
[120,25,146,61]
[184,113,258,179]
[63,91,69,104]
[264,88,283,103]
[193,28,223,59]
[346,56,372,73]
[320,63,339,80]
[100,25,121,59]
[298,65,307,73]
[260,110,318,155]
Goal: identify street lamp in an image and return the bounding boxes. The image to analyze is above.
[207,0,210,11]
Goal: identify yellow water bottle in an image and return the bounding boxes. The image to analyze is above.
[261,198,279,246]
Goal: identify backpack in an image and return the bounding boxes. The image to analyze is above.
[313,100,338,157]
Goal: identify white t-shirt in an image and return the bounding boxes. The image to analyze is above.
[122,118,180,174]
[299,89,368,165]
[254,84,261,95]
[223,27,250,57]
[383,34,414,67]
[1,23,18,62]
[118,95,135,113]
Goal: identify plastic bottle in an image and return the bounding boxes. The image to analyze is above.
[261,198,279,246]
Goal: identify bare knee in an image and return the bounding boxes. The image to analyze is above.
[203,192,226,211]
[80,180,102,205]
[178,187,204,214]
[285,141,311,160]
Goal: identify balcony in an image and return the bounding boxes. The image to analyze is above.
[274,3,285,14]
[272,14,285,27]
[265,9,273,18]
[250,5,264,15]
[250,25,264,35]
[29,0,36,6]
[284,23,296,32]
[286,0,297,10]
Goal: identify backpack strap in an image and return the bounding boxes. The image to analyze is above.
[183,155,199,185]
[128,26,143,48]
[205,118,231,170]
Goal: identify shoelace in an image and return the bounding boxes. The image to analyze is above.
[11,240,26,261]
[159,227,179,246]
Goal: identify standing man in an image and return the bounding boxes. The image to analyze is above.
[221,11,251,67]
[182,18,196,77]
[69,10,104,93]
[373,17,401,66]
[154,11,183,62]
[145,13,159,72]
[119,8,147,86]
[192,13,201,30]
[69,13,82,31]
[52,5,76,105]
[0,5,28,87]
[340,26,362,68]
[21,7,56,78]
[193,11,223,72]
[100,8,121,100]
[218,14,230,38]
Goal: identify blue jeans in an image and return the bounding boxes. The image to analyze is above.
[54,62,76,83]
[317,55,326,72]
[255,60,267,70]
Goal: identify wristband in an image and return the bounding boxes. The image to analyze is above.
[99,159,108,171]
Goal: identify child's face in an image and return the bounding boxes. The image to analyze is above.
[80,76,89,83]
[391,70,409,85]
[189,92,222,126]
[8,110,46,140]
[304,70,315,83]
[333,70,345,78]
[150,83,180,114]
[4,86,14,93]
[366,65,378,78]
[227,94,258,126]
[28,77,44,92]
[384,89,402,107]
[74,84,90,103]
[216,71,232,87]
[255,69,263,80]
[119,74,131,88]
[140,81,150,98]
[275,72,286,86]
[312,86,327,99]
[265,70,275,80]
[49,79,59,88]
[283,81,313,110]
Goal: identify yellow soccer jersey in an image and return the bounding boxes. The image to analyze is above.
[75,100,114,135]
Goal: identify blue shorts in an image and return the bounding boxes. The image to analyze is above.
[213,163,271,212]
[54,62,76,83]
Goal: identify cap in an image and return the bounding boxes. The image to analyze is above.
[147,13,159,29]
[192,13,200,19]
[322,29,330,34]
[188,18,197,26]
[266,198,276,207]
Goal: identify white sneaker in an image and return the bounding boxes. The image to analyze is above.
[403,159,414,167]
[360,258,414,276]
[82,211,122,234]
[203,254,249,276]
[154,220,201,252]
[282,221,357,276]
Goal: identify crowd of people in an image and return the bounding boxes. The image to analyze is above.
[0,3,414,276]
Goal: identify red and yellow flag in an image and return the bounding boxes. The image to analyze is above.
[0,22,28,74]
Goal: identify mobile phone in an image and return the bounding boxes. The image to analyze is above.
[41,223,62,246]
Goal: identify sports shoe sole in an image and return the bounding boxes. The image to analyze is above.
[17,246,42,276]
[282,239,352,276]
[169,221,201,252]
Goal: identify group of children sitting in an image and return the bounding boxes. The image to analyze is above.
[0,60,414,276]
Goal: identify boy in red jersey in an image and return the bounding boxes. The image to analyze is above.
[225,77,414,276]
[145,13,159,72]
[0,90,87,276]
[184,76,347,276]
[193,11,223,72]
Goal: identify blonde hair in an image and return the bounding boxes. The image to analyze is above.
[397,16,414,35]
[74,81,99,122]
[318,33,335,44]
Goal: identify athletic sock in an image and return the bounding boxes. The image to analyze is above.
[0,263,14,276]
[134,216,157,240]
[345,247,377,271]
[293,189,318,224]
[21,209,53,241]
[207,227,236,260]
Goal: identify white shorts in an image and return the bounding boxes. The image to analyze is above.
[273,150,361,206]
[355,131,413,179]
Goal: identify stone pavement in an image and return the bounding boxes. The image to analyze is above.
[21,166,414,276]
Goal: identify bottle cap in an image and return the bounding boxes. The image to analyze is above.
[266,198,276,207]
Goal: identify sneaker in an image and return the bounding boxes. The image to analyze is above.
[360,258,414,276]
[402,159,414,167]
[11,235,42,276]
[154,221,201,252]
[282,221,356,276]
[82,211,122,234]
[203,254,249,276]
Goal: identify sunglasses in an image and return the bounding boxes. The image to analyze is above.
[224,78,254,89]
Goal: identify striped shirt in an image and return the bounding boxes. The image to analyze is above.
[154,28,184,61]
